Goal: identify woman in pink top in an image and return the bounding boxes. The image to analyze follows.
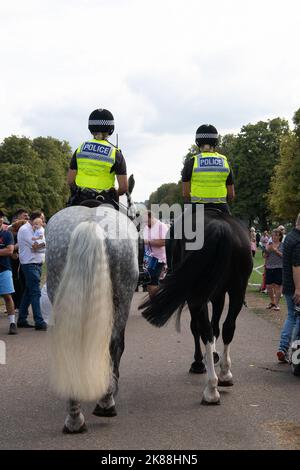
[143,211,169,299]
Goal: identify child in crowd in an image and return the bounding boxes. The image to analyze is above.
[32,218,46,253]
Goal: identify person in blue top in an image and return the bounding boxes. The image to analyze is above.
[0,210,17,335]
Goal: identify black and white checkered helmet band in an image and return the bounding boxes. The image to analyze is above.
[196,133,218,139]
[89,120,114,126]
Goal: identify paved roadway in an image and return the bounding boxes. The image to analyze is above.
[0,292,299,450]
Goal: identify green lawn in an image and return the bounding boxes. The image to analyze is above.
[248,248,264,290]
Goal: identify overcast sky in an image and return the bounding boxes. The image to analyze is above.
[1,0,300,201]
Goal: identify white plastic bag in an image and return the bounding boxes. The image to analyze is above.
[40,283,52,325]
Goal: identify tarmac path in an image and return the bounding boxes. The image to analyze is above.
[0,292,299,450]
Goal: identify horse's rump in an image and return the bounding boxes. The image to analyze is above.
[140,212,252,326]
[46,206,139,401]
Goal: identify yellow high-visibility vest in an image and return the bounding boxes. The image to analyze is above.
[190,152,230,203]
[75,139,116,190]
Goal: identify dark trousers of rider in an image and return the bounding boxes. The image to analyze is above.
[67,187,120,211]
[165,202,231,271]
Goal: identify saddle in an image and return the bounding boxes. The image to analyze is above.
[204,207,223,215]
[67,187,120,212]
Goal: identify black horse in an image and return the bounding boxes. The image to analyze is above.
[140,209,253,404]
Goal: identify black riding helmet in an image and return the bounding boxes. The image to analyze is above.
[88,108,115,135]
[195,124,219,147]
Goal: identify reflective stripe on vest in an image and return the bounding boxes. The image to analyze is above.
[190,152,229,204]
[190,196,227,203]
[75,139,116,190]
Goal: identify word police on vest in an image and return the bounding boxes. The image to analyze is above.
[199,157,224,167]
[82,142,111,155]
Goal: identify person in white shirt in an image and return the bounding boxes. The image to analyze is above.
[17,211,47,330]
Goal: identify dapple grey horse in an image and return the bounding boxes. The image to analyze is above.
[46,203,138,433]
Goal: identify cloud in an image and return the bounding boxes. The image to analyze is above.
[1,0,300,201]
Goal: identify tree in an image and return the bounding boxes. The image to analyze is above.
[226,118,289,227]
[219,134,239,173]
[0,136,43,214]
[148,182,183,207]
[268,109,300,221]
[0,161,43,213]
[0,135,72,218]
[32,137,71,216]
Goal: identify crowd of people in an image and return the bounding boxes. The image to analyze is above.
[0,208,48,335]
[249,225,286,309]
[249,222,300,364]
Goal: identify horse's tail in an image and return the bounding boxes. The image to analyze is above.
[139,218,233,327]
[49,221,113,402]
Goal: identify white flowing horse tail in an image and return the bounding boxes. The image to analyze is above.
[50,220,113,402]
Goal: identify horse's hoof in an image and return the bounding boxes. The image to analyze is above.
[62,423,87,434]
[92,404,117,417]
[201,398,221,406]
[189,362,206,374]
[218,379,234,387]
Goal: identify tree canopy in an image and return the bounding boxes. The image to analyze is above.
[268,110,300,221]
[0,135,72,219]
[145,113,298,228]
[225,117,289,226]
[148,182,183,207]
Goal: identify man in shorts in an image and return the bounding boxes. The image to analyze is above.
[0,210,17,335]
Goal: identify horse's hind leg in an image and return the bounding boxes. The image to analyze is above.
[189,300,220,404]
[188,304,205,374]
[93,325,126,418]
[189,295,225,374]
[218,291,244,387]
[211,293,226,366]
[63,400,87,434]
[93,367,119,418]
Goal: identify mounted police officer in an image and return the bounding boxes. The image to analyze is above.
[67,108,128,207]
[166,124,235,271]
[181,124,235,213]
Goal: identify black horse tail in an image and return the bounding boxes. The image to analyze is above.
[139,218,233,327]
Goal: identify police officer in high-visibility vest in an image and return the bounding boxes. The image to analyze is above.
[181,124,234,213]
[67,108,128,206]
[165,124,235,271]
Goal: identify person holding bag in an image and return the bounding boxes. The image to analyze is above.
[143,211,168,299]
